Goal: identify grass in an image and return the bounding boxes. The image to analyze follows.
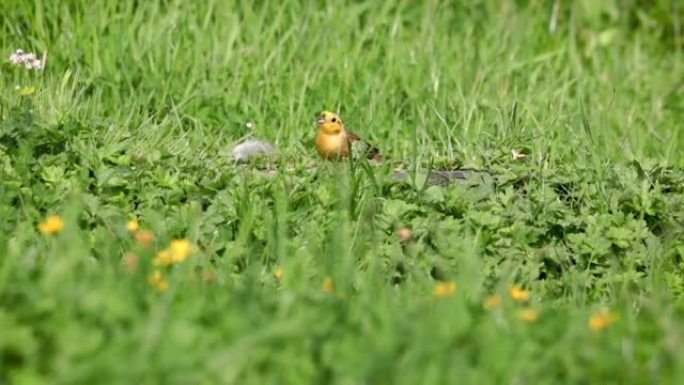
[1,0,684,383]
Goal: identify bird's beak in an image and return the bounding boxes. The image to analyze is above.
[316,116,325,125]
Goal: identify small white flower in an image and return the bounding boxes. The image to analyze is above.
[245,121,255,129]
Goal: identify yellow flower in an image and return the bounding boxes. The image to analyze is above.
[148,270,168,292]
[519,308,539,323]
[273,267,283,280]
[169,239,192,263]
[38,215,64,235]
[135,230,154,248]
[509,285,530,302]
[126,220,140,233]
[433,281,457,298]
[153,249,174,266]
[322,276,334,293]
[483,295,503,310]
[152,239,195,266]
[589,310,619,332]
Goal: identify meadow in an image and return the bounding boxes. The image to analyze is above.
[1,0,684,383]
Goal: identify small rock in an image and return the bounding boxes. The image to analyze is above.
[231,139,276,163]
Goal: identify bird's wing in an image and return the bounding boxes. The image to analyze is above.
[345,130,361,142]
[346,129,382,161]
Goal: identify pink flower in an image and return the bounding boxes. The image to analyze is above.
[8,49,45,71]
[9,49,25,64]
[25,59,43,70]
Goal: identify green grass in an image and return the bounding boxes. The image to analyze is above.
[1,0,684,383]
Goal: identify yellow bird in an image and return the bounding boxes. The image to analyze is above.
[314,111,382,162]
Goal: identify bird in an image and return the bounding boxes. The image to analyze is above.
[314,111,382,162]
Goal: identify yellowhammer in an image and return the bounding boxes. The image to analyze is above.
[314,111,382,162]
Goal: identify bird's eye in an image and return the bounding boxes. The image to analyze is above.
[332,118,337,123]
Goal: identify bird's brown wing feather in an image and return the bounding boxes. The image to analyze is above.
[346,130,382,161]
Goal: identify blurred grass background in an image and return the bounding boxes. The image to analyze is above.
[1,0,684,383]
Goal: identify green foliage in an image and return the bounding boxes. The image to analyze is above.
[1,0,684,383]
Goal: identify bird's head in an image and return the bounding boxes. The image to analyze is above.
[316,111,343,134]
